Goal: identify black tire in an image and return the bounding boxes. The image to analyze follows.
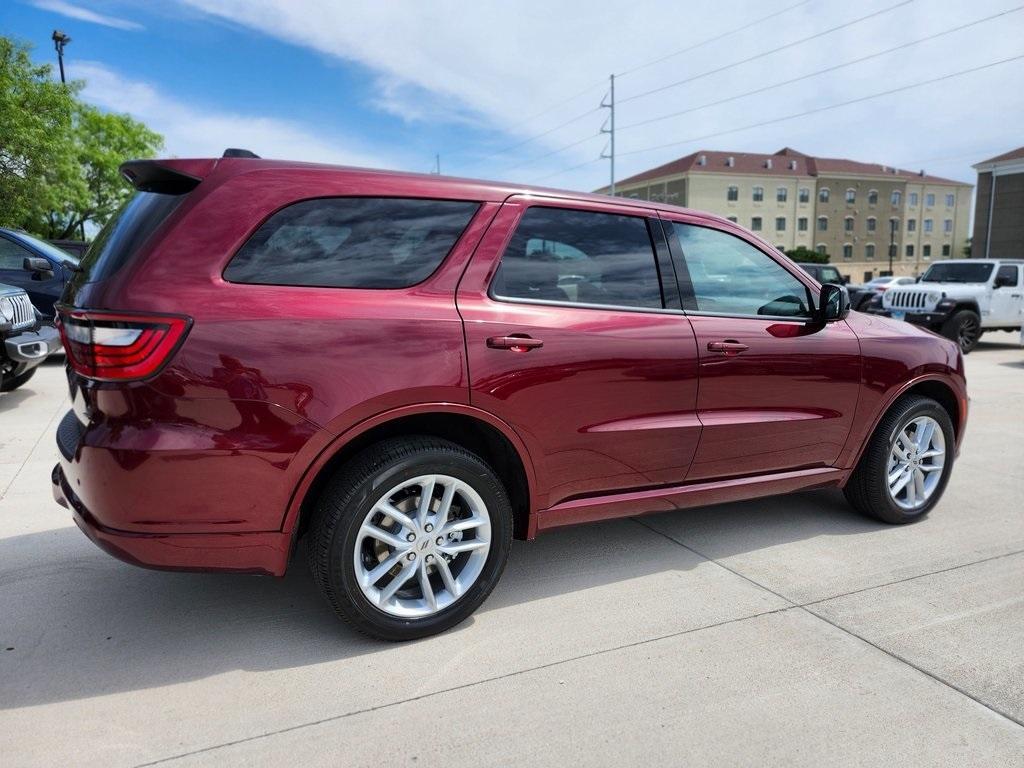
[843,394,955,524]
[307,436,513,641]
[941,309,981,353]
[0,367,36,392]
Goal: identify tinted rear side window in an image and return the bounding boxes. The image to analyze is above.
[491,207,664,309]
[78,192,184,282]
[225,197,479,289]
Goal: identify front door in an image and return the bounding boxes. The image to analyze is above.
[990,263,1023,326]
[458,197,701,511]
[662,217,862,481]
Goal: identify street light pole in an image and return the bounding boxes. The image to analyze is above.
[51,30,71,84]
[888,217,897,276]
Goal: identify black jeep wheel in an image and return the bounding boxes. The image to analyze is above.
[941,309,981,353]
[0,367,36,392]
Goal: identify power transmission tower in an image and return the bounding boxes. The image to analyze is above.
[600,74,615,195]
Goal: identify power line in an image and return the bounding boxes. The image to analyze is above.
[618,5,1024,132]
[616,53,1024,159]
[500,131,604,173]
[619,0,914,105]
[616,0,813,79]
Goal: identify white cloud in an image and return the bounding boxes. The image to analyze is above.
[173,0,1024,192]
[76,61,404,170]
[29,0,143,31]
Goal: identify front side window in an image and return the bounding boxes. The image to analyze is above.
[777,187,787,202]
[799,187,810,203]
[819,188,830,203]
[672,223,812,318]
[0,238,31,270]
[751,217,763,231]
[225,197,479,288]
[727,186,739,201]
[752,186,764,202]
[996,264,1019,285]
[492,207,662,309]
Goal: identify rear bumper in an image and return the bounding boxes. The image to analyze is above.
[52,461,290,576]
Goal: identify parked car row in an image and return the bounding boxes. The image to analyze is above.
[0,227,83,318]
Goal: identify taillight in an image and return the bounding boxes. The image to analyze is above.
[56,309,191,382]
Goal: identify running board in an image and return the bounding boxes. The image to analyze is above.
[534,467,848,533]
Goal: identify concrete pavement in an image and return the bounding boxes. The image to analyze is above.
[1,334,1022,767]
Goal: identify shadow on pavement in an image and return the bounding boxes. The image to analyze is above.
[0,487,882,709]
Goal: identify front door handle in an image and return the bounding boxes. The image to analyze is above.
[487,335,544,352]
[707,340,749,355]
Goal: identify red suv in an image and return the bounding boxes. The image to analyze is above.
[52,154,967,640]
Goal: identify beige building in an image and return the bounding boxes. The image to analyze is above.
[599,148,973,281]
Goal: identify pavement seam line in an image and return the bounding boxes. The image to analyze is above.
[0,393,66,500]
[132,604,798,767]
[630,517,1024,730]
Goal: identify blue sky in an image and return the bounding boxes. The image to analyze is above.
[3,0,1024,193]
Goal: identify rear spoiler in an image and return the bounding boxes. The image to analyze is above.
[119,159,211,194]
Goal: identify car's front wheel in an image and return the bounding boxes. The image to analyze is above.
[308,437,513,641]
[0,366,36,392]
[941,309,981,353]
[843,394,955,524]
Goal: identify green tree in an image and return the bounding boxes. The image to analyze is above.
[0,37,76,229]
[785,245,829,263]
[25,103,163,239]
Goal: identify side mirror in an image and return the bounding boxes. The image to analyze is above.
[817,283,850,323]
[23,256,53,277]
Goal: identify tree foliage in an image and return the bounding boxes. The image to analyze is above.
[785,246,829,264]
[0,36,163,240]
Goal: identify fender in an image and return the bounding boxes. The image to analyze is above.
[279,402,541,538]
[839,371,967,475]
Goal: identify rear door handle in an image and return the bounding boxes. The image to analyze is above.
[487,335,543,352]
[707,340,749,355]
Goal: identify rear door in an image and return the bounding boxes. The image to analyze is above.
[662,215,862,481]
[457,196,701,510]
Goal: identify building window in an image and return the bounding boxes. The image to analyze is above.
[923,244,931,258]
[866,217,877,232]
[843,244,853,259]
[752,186,764,202]
[797,217,808,231]
[776,244,786,252]
[845,188,856,204]
[906,244,914,258]
[865,243,876,260]
[945,193,955,207]
[907,219,916,232]
[942,244,951,256]
[924,219,933,233]
[909,192,918,207]
[776,217,786,231]
[816,244,827,255]
[844,216,854,233]
[751,217,763,231]
[889,217,900,232]
[943,218,952,233]
[777,187,787,202]
[727,186,739,201]
[867,189,878,205]
[891,190,902,206]
[925,193,935,207]
[727,216,738,223]
[819,188,830,203]
[799,187,810,203]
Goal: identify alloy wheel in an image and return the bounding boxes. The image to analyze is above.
[353,474,492,618]
[886,416,946,510]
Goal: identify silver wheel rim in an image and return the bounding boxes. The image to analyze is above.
[353,474,491,618]
[887,416,946,510]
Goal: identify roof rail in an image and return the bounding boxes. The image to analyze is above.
[222,148,260,158]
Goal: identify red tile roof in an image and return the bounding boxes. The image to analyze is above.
[615,148,966,187]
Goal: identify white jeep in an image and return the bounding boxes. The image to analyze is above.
[880,259,1024,352]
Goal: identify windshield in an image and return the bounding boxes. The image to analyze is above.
[12,231,80,265]
[920,262,994,283]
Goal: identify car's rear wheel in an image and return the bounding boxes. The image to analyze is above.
[941,309,981,353]
[843,394,955,524]
[308,437,512,641]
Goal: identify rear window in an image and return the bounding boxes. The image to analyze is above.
[78,192,184,282]
[224,197,479,289]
